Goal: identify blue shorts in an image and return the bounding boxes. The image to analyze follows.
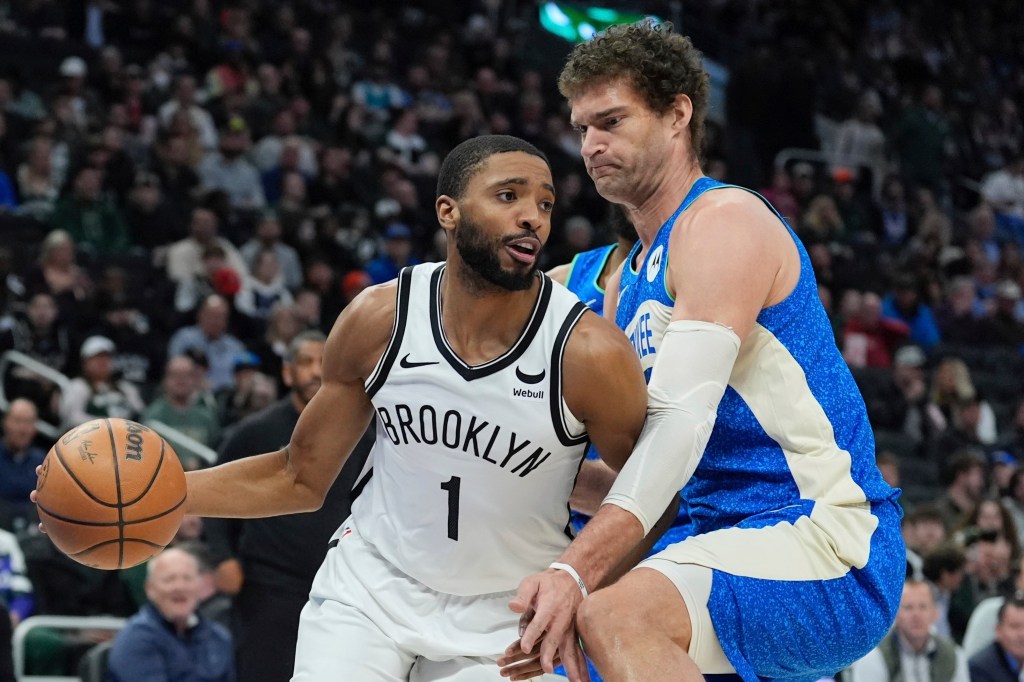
[703,500,904,681]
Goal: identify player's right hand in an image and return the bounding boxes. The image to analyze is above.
[506,568,587,681]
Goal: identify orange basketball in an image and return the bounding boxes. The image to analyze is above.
[36,418,187,570]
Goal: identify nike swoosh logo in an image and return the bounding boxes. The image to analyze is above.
[516,367,546,384]
[400,354,439,369]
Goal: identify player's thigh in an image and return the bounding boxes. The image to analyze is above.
[581,565,690,643]
[292,597,415,682]
[411,656,565,682]
[637,561,734,674]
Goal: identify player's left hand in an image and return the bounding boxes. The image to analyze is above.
[498,637,558,680]
[505,568,587,681]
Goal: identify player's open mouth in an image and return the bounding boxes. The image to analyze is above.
[506,239,539,264]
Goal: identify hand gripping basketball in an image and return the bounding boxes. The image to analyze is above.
[35,418,187,569]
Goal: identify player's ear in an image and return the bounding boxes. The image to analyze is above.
[436,195,459,233]
[670,93,693,133]
[281,362,294,389]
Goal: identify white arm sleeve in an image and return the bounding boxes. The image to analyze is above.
[603,319,740,535]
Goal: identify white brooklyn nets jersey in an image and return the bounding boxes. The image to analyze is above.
[350,262,591,596]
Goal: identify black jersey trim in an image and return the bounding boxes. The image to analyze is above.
[349,469,373,504]
[429,267,552,381]
[366,266,415,398]
[550,301,591,447]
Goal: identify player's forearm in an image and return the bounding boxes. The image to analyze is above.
[184,449,322,518]
[555,503,646,590]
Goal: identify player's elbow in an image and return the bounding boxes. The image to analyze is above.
[291,479,328,512]
[280,448,330,512]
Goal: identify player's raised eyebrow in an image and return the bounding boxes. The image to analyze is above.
[488,177,556,197]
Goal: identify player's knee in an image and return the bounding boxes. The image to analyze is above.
[577,584,645,647]
[578,576,694,654]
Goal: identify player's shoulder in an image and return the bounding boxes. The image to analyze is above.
[565,309,636,365]
[675,185,787,250]
[323,279,400,379]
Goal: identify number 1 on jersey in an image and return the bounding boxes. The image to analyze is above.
[440,475,461,541]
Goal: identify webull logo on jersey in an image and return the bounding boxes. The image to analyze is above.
[512,387,544,400]
[376,404,551,477]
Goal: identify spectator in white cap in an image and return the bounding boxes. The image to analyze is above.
[59,335,145,429]
[53,56,101,132]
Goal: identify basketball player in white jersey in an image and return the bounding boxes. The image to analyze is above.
[174,135,652,681]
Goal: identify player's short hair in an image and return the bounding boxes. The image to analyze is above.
[285,329,326,363]
[436,135,549,201]
[558,21,710,160]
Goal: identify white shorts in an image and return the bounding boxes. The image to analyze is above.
[292,520,561,681]
[635,558,735,675]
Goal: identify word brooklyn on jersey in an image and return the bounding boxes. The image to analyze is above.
[376,403,552,477]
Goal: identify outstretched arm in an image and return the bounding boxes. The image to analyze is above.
[183,284,396,519]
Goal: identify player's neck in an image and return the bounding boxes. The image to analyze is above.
[439,267,541,365]
[630,156,704,247]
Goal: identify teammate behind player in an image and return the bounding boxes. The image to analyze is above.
[503,22,904,682]
[171,134,650,681]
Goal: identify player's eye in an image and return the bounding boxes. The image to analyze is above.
[539,200,554,212]
[573,125,586,137]
[497,190,516,201]
[606,116,622,127]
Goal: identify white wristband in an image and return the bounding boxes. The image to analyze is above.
[549,561,589,598]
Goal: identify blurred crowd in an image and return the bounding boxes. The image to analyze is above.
[0,0,1020,679]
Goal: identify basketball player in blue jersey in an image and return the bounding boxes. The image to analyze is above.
[154,135,659,682]
[501,22,904,682]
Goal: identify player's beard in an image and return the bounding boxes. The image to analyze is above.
[454,214,538,292]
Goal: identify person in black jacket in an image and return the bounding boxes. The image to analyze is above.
[204,329,372,682]
[969,593,1024,682]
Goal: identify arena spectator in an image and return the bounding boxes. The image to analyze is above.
[364,222,421,284]
[142,355,222,454]
[164,206,247,285]
[848,579,969,682]
[21,230,92,325]
[168,295,247,394]
[59,335,145,429]
[842,291,910,367]
[198,115,265,212]
[157,74,217,151]
[107,547,235,682]
[0,399,46,534]
[923,543,969,639]
[48,165,129,257]
[239,212,303,292]
[968,593,1024,680]
[883,275,942,350]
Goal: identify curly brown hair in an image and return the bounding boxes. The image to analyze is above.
[558,21,710,160]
